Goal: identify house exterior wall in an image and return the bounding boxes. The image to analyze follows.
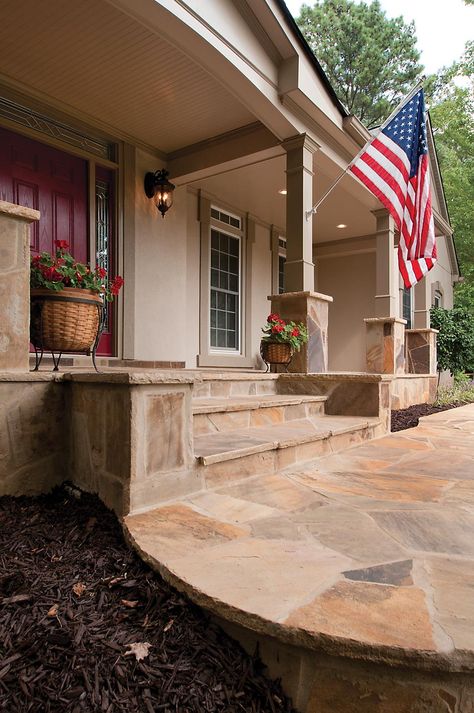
[125,148,188,363]
[318,251,376,372]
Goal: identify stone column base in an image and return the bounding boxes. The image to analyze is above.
[364,317,406,375]
[405,328,438,374]
[269,291,333,373]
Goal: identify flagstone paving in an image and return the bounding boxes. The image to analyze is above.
[125,403,474,670]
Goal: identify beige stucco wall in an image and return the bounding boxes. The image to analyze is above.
[426,234,454,310]
[318,252,376,372]
[125,148,188,363]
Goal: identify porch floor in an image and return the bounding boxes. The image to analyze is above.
[125,404,474,671]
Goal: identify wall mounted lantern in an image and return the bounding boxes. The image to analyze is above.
[144,169,175,218]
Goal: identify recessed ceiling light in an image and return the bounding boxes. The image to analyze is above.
[278,189,287,195]
[336,223,347,229]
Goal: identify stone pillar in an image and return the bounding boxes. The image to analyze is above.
[413,276,431,329]
[364,317,407,374]
[0,201,40,372]
[269,291,333,373]
[373,209,397,318]
[282,134,319,293]
[406,328,438,374]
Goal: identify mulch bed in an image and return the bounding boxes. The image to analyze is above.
[391,401,464,432]
[0,486,295,713]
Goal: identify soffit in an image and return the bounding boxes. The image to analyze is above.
[194,153,379,242]
[0,0,255,152]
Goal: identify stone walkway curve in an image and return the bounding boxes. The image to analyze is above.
[124,404,474,676]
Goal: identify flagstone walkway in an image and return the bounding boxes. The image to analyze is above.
[125,404,474,671]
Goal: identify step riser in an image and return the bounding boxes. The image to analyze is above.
[194,401,326,437]
[193,379,278,399]
[198,424,380,489]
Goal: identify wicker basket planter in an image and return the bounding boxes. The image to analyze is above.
[30,287,104,356]
[260,340,293,371]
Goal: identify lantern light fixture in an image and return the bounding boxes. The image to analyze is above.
[144,169,175,218]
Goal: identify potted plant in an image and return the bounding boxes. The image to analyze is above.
[30,240,124,370]
[260,312,308,371]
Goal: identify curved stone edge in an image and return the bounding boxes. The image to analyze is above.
[123,523,474,675]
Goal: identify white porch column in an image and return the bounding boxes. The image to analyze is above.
[373,209,397,318]
[365,209,406,374]
[414,276,431,329]
[282,134,319,293]
[268,134,332,373]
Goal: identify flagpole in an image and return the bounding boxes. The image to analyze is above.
[305,77,426,219]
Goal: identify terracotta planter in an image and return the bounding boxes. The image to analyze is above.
[30,287,104,353]
[260,340,293,367]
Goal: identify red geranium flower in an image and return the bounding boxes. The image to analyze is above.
[54,240,70,251]
[291,328,300,337]
[110,275,124,296]
[267,313,280,322]
[96,267,107,279]
[271,324,284,334]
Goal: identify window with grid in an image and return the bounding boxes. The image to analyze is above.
[210,228,240,350]
[433,290,443,309]
[278,237,286,294]
[278,254,285,294]
[402,287,412,328]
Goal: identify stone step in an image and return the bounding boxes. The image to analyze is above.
[192,372,279,399]
[192,394,327,436]
[194,416,382,486]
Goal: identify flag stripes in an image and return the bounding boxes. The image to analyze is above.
[349,89,436,288]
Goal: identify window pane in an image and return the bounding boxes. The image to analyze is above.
[229,238,239,256]
[211,250,219,268]
[211,291,217,308]
[217,292,226,310]
[217,330,227,347]
[229,256,238,275]
[217,311,226,329]
[210,328,217,347]
[211,269,219,287]
[211,230,218,250]
[210,309,217,327]
[229,274,238,293]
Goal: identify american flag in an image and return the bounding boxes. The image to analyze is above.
[350,89,436,288]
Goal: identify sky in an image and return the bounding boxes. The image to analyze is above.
[284,0,473,73]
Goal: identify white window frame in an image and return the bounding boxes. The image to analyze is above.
[209,222,242,354]
[197,194,254,367]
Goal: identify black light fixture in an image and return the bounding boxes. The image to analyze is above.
[144,169,175,218]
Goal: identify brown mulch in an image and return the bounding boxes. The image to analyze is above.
[0,486,296,713]
[391,401,464,432]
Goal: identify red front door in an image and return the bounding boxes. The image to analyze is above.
[0,127,113,356]
[0,126,88,261]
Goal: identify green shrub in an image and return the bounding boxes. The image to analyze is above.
[435,373,474,406]
[430,307,474,375]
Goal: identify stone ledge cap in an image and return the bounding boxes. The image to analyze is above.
[0,200,40,222]
[364,317,407,325]
[63,371,195,385]
[406,328,439,334]
[0,371,65,382]
[268,291,333,303]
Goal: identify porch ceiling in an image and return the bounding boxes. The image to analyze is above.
[0,0,255,153]
[194,153,380,242]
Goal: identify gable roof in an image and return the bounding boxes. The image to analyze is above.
[274,0,348,118]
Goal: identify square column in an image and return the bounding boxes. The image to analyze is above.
[0,201,40,372]
[365,317,407,374]
[269,291,333,373]
[413,276,431,329]
[406,328,438,374]
[373,209,398,318]
[282,134,319,293]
